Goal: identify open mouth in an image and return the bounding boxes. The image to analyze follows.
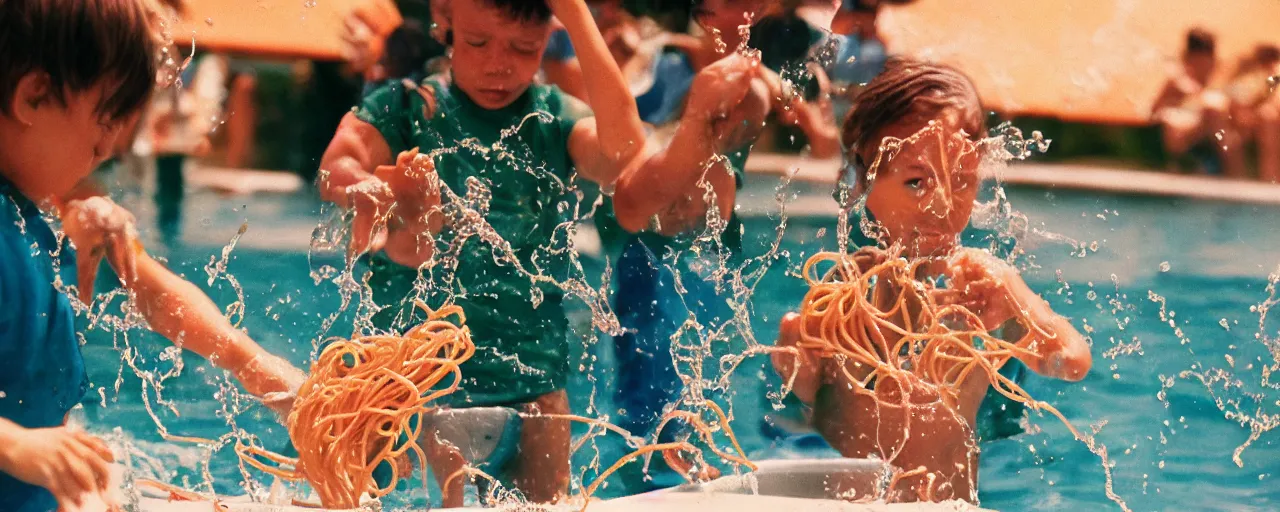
[476,88,510,103]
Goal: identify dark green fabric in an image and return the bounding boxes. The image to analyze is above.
[356,76,584,406]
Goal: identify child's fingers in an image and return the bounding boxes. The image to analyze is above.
[106,234,138,288]
[58,450,98,504]
[75,250,103,306]
[396,147,419,168]
[66,439,111,491]
[74,431,115,464]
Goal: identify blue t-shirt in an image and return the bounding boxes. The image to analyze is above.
[543,28,576,62]
[0,177,89,512]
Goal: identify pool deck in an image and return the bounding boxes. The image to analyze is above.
[742,154,1280,206]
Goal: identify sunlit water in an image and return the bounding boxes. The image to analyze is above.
[78,178,1280,510]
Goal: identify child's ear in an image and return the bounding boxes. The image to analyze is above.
[10,71,54,126]
[434,0,452,24]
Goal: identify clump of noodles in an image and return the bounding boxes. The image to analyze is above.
[236,301,474,508]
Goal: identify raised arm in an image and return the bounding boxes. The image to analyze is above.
[611,54,770,233]
[549,0,646,183]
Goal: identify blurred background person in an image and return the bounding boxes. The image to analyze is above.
[1150,28,1244,177]
[1225,44,1280,182]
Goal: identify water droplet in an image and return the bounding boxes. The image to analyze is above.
[1270,75,1279,92]
[1159,261,1171,272]
[1219,318,1230,331]
[1214,130,1225,141]
[204,17,213,26]
[303,0,317,7]
[1086,290,1098,301]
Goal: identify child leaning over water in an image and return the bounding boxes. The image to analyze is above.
[0,0,158,509]
[770,58,1093,502]
[318,0,765,504]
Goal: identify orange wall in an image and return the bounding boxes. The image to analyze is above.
[175,0,371,60]
[879,0,1280,125]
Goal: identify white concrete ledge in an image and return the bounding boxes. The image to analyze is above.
[743,153,1280,206]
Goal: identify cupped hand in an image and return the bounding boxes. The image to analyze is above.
[933,248,1019,330]
[59,197,141,305]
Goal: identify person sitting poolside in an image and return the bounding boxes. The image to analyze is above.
[1152,28,1245,177]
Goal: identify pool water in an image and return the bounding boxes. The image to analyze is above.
[79,177,1280,510]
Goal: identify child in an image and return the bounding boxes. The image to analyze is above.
[1151,28,1244,177]
[317,0,762,502]
[771,58,1092,502]
[0,0,158,509]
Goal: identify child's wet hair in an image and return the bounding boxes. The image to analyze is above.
[381,20,430,79]
[0,0,158,122]
[840,57,984,188]
[481,0,552,24]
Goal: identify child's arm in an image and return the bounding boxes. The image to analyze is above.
[61,198,306,412]
[946,248,1092,382]
[0,418,115,509]
[549,0,648,184]
[541,22,587,101]
[612,55,771,233]
[772,64,842,160]
[773,312,822,405]
[318,113,398,256]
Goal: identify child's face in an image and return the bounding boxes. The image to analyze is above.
[449,0,552,110]
[858,113,981,258]
[19,83,130,196]
[693,0,769,38]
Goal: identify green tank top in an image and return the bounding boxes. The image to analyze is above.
[356,76,585,406]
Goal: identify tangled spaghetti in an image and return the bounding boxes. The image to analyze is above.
[236,300,474,508]
[795,247,1074,414]
[791,246,1091,500]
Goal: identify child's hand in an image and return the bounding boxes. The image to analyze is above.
[236,352,307,418]
[60,197,141,305]
[0,426,115,510]
[375,148,444,235]
[936,248,1019,330]
[374,148,445,267]
[340,0,401,74]
[344,177,395,258]
[685,54,762,125]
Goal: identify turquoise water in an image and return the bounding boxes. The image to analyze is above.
[80,179,1280,510]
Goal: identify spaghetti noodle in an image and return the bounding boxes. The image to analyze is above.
[791,246,1088,498]
[794,247,1075,420]
[236,300,475,508]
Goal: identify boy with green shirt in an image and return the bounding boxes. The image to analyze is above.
[318,0,768,502]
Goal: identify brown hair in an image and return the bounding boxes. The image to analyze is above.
[0,0,158,121]
[1185,27,1215,55]
[840,57,984,187]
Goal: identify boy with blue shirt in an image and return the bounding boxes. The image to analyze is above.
[0,0,158,509]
